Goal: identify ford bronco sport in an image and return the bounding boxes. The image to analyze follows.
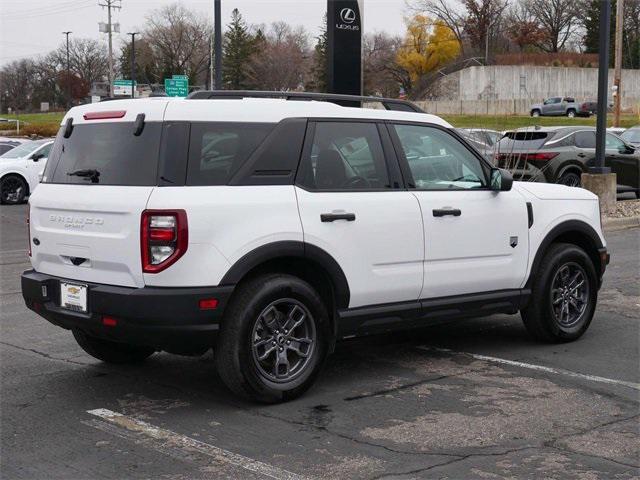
[22,92,609,402]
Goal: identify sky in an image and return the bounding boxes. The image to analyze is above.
[0,0,410,66]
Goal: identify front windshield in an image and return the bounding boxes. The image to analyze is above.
[0,141,44,159]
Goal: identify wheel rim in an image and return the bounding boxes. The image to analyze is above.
[568,112,575,118]
[1,177,24,203]
[550,262,590,328]
[251,298,316,383]
[559,173,580,187]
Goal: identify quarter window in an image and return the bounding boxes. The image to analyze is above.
[186,123,273,186]
[392,125,488,190]
[575,131,596,149]
[297,122,390,190]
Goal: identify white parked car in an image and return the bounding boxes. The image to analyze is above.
[22,93,609,402]
[0,139,53,204]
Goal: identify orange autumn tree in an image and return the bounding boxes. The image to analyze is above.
[396,15,461,93]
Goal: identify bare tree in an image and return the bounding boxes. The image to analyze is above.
[363,32,405,97]
[407,0,466,50]
[525,0,580,52]
[144,3,211,83]
[52,38,108,86]
[0,60,37,111]
[246,22,310,91]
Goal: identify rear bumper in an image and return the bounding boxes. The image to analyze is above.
[21,270,234,352]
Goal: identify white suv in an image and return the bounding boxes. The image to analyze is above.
[21,92,609,402]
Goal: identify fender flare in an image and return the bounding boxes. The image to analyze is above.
[219,241,350,309]
[526,219,604,288]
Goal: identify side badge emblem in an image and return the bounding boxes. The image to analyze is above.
[510,236,519,248]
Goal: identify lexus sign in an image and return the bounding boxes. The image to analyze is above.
[327,0,363,99]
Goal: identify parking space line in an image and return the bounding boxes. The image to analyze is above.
[417,347,640,391]
[86,409,305,480]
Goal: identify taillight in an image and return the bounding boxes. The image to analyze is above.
[27,208,31,257]
[141,210,188,273]
[523,152,559,161]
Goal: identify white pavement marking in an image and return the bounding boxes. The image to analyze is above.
[418,346,640,391]
[87,408,306,480]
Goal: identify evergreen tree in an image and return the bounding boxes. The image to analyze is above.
[223,9,256,89]
[582,0,616,67]
[306,15,328,92]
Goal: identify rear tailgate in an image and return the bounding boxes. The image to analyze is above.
[30,185,153,287]
[29,99,169,288]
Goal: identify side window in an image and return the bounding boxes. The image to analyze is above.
[297,122,390,190]
[605,134,625,150]
[574,131,596,149]
[38,143,52,158]
[392,124,488,190]
[186,122,273,186]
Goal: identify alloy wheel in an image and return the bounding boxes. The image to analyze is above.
[251,298,316,383]
[550,262,590,328]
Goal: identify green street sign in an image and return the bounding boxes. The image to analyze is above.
[172,74,188,80]
[164,77,188,97]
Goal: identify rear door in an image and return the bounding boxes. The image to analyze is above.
[295,120,424,309]
[30,102,167,288]
[389,123,529,299]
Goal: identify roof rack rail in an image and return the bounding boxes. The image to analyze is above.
[186,90,425,113]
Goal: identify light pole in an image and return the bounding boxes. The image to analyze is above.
[62,31,72,108]
[127,32,139,98]
[214,0,222,89]
[593,0,612,175]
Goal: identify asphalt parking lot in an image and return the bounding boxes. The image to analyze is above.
[1,202,638,479]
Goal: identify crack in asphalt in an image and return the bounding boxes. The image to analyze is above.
[0,340,92,366]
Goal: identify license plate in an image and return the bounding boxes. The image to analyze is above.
[60,282,88,313]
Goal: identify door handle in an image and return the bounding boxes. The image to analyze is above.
[577,153,586,158]
[321,213,356,222]
[432,208,462,217]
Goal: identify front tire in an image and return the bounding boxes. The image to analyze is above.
[531,110,541,117]
[567,109,576,118]
[72,330,156,364]
[215,274,330,403]
[522,243,597,342]
[0,174,27,205]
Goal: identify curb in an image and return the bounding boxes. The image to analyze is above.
[603,216,640,232]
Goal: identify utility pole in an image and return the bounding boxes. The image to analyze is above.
[594,0,612,174]
[62,31,72,108]
[128,32,138,98]
[613,0,624,128]
[214,0,222,89]
[99,0,121,97]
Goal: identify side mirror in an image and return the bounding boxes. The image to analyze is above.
[31,153,44,161]
[491,168,513,192]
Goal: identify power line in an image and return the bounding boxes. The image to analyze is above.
[2,0,95,20]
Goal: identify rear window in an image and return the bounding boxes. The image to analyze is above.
[499,131,550,151]
[186,123,274,186]
[46,122,162,185]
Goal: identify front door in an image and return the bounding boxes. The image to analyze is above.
[388,123,529,299]
[295,120,424,309]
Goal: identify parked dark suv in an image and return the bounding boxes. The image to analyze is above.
[495,126,639,196]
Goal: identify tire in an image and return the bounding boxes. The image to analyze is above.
[567,109,576,118]
[0,174,27,205]
[521,243,598,343]
[557,170,582,187]
[72,330,155,364]
[531,110,541,117]
[215,274,331,403]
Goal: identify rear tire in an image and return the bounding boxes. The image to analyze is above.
[73,330,155,364]
[567,109,576,118]
[0,174,27,205]
[215,274,331,403]
[521,243,597,343]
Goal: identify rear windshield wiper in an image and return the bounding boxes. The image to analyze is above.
[67,169,100,183]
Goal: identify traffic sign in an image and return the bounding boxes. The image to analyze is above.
[164,77,189,97]
[113,79,136,96]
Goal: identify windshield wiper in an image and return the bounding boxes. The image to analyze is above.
[67,169,100,183]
